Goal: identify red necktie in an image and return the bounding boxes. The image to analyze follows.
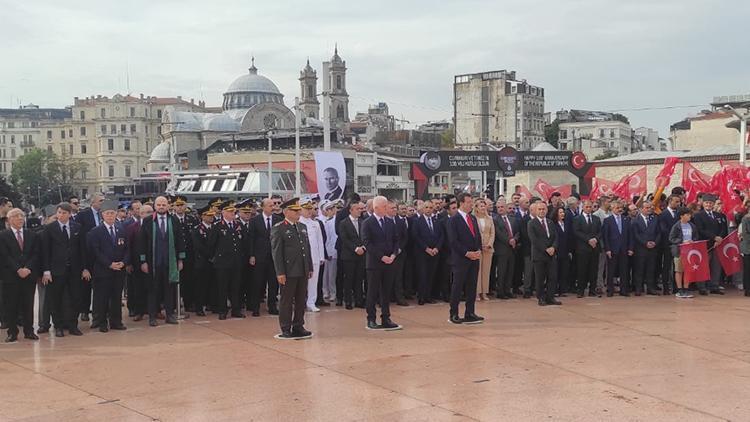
[465,214,476,237]
[504,216,513,237]
[16,230,23,250]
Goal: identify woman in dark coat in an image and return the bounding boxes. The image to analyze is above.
[552,206,572,296]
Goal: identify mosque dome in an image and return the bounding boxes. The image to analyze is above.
[222,58,285,111]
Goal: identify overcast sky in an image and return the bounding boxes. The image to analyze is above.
[1,0,746,138]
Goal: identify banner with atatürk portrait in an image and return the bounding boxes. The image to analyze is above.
[313,151,346,201]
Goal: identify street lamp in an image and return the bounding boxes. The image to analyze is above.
[722,104,749,166]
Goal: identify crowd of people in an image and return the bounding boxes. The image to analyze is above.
[1,185,749,342]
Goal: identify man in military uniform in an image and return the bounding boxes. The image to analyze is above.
[192,205,215,316]
[236,199,256,314]
[208,201,245,320]
[171,195,197,312]
[271,199,313,339]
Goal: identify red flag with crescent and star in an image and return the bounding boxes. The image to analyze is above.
[716,230,742,276]
[612,166,647,201]
[680,240,711,284]
[534,179,572,201]
[710,165,745,213]
[681,162,712,204]
[589,177,617,201]
[654,157,680,189]
[515,185,533,201]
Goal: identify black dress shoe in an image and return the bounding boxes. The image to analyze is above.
[546,299,562,305]
[418,299,425,305]
[699,290,708,296]
[278,331,294,339]
[577,292,584,298]
[588,291,597,297]
[381,319,399,329]
[538,299,547,306]
[90,322,101,329]
[37,326,50,334]
[426,298,437,304]
[646,290,662,296]
[620,292,630,297]
[335,300,343,306]
[607,292,614,297]
[149,319,158,327]
[196,310,206,317]
[318,302,331,307]
[449,315,463,324]
[710,290,725,295]
[218,313,227,320]
[345,303,353,310]
[166,315,178,324]
[252,310,260,317]
[634,292,642,297]
[745,291,750,297]
[396,300,409,306]
[55,328,65,337]
[110,325,127,331]
[355,303,366,309]
[367,320,380,329]
[268,307,279,315]
[231,312,246,319]
[68,328,83,336]
[80,313,90,322]
[467,313,485,321]
[523,293,531,299]
[292,327,312,337]
[133,314,144,322]
[5,333,17,343]
[24,333,39,340]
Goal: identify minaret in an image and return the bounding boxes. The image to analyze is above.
[299,58,319,119]
[329,44,349,126]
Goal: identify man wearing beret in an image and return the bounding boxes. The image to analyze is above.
[271,198,313,339]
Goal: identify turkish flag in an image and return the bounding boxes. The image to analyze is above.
[590,177,616,201]
[515,185,533,200]
[682,162,712,204]
[612,166,647,201]
[534,179,572,201]
[710,166,744,213]
[716,230,743,276]
[654,157,680,189]
[680,240,711,284]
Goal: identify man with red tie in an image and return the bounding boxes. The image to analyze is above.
[528,202,560,306]
[447,193,483,324]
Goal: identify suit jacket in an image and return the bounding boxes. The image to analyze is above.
[669,221,698,258]
[476,215,495,252]
[337,216,365,262]
[361,214,399,270]
[493,214,520,256]
[602,214,631,255]
[137,214,187,268]
[693,210,729,248]
[0,228,41,283]
[413,214,444,255]
[41,220,83,277]
[124,219,142,269]
[657,208,680,248]
[87,223,130,278]
[554,219,572,257]
[447,212,481,266]
[528,217,558,263]
[249,213,282,263]
[740,214,750,255]
[630,213,661,255]
[572,213,602,254]
[75,207,101,268]
[393,216,409,256]
[518,212,533,256]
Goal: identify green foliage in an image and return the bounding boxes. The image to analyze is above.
[10,148,85,207]
[545,119,560,148]
[612,113,630,124]
[440,128,455,148]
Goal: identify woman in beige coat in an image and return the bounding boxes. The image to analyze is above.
[474,198,495,300]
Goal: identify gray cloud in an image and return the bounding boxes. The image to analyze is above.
[1,0,746,138]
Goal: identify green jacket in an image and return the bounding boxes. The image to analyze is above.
[271,220,313,278]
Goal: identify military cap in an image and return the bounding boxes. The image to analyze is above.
[218,200,236,212]
[702,194,718,202]
[142,197,154,206]
[299,196,315,209]
[210,197,224,207]
[281,197,302,211]
[197,204,215,216]
[173,195,187,206]
[236,198,256,212]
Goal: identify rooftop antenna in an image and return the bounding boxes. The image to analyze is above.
[126,60,131,93]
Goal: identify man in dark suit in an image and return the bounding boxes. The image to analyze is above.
[572,200,602,297]
[528,202,560,306]
[435,199,458,301]
[692,194,728,295]
[125,203,150,321]
[41,202,87,337]
[516,197,534,297]
[192,205,215,316]
[413,200,443,305]
[630,201,661,295]
[86,200,129,332]
[208,201,244,320]
[493,201,520,299]
[171,195,197,312]
[391,201,410,307]
[361,196,400,330]
[447,193,483,324]
[602,200,633,296]
[248,198,283,315]
[236,199,256,314]
[138,196,186,326]
[0,208,41,342]
[74,193,104,322]
[337,201,366,309]
[657,194,681,294]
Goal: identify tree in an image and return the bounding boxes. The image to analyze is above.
[545,119,560,148]
[440,128,455,148]
[10,148,85,207]
[612,113,630,124]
